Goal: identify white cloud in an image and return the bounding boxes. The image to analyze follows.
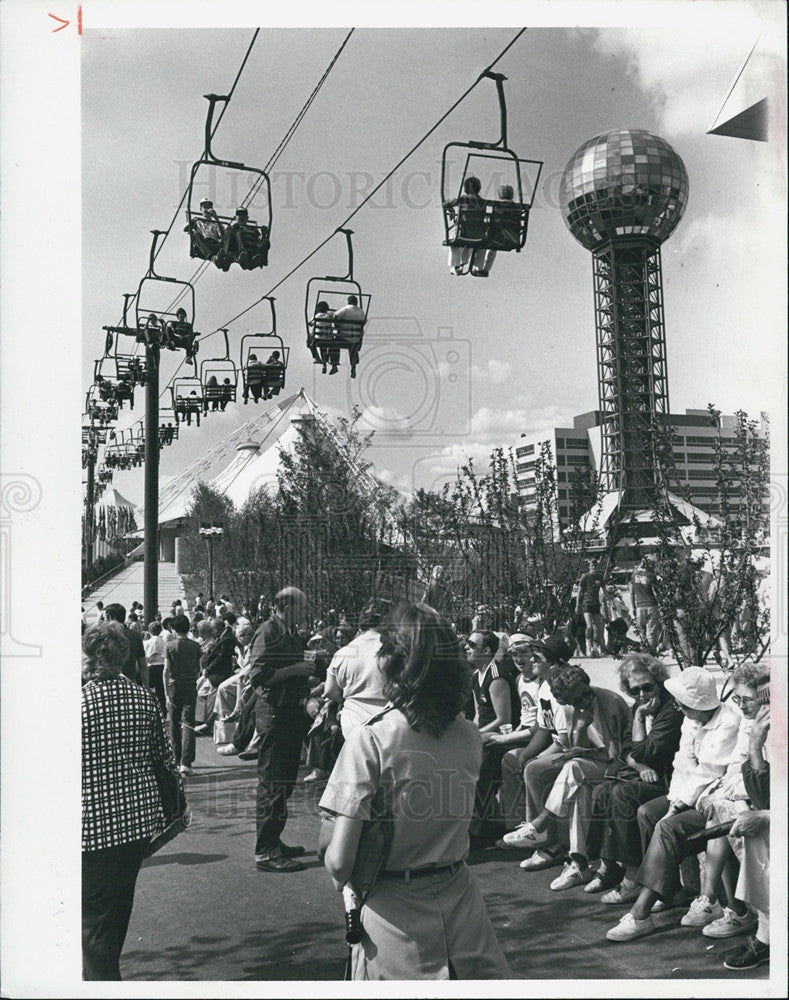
[468,359,513,385]
[357,405,414,435]
[592,11,768,134]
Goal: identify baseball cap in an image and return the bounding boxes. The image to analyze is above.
[527,634,573,665]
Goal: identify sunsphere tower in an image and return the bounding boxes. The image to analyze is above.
[559,129,689,514]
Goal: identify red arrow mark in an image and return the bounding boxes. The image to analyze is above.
[49,12,70,32]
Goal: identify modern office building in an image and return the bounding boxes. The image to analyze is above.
[514,407,768,529]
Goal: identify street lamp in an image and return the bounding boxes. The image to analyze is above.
[199,521,224,602]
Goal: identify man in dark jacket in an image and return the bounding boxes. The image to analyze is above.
[248,587,314,872]
[201,613,238,688]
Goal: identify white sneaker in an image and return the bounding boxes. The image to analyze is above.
[502,822,548,849]
[702,906,757,938]
[550,860,593,891]
[600,882,640,905]
[178,764,194,775]
[606,911,656,942]
[680,894,724,927]
[216,744,238,756]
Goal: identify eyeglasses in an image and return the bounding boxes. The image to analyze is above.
[731,694,757,707]
[628,683,657,695]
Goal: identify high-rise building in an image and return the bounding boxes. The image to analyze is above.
[514,408,769,529]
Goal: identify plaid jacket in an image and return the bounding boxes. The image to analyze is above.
[82,674,180,851]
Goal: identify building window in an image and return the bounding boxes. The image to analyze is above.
[565,437,588,449]
[557,472,567,483]
[567,456,589,466]
[558,489,568,499]
[557,454,565,466]
[555,438,565,449]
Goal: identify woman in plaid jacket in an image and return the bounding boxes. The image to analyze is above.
[82,623,181,980]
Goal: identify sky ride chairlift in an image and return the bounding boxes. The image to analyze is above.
[185,94,272,272]
[102,293,148,385]
[239,297,289,404]
[171,376,204,428]
[158,406,180,446]
[92,358,135,412]
[136,230,199,363]
[441,70,543,276]
[201,328,239,414]
[105,296,148,386]
[305,229,370,378]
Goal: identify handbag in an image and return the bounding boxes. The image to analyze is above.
[144,759,191,859]
[214,717,237,745]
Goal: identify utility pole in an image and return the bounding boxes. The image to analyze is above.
[85,448,96,568]
[143,341,160,623]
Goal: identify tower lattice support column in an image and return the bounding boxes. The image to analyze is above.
[592,238,670,510]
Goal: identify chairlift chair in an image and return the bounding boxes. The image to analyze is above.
[441,71,543,275]
[185,94,272,271]
[158,406,180,445]
[171,376,204,426]
[239,299,289,403]
[200,328,238,412]
[304,229,370,374]
[136,230,197,338]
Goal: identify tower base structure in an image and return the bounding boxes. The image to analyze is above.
[576,490,722,562]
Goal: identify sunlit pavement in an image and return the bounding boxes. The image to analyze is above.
[122,655,763,983]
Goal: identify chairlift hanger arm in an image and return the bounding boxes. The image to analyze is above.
[203,93,245,169]
[324,228,354,282]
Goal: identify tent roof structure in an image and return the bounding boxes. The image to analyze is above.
[141,389,390,527]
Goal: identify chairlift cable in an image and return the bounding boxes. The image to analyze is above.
[194,27,528,344]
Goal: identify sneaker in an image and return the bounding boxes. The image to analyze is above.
[722,936,770,971]
[585,865,624,894]
[502,822,548,849]
[302,769,328,783]
[702,907,757,938]
[606,911,656,942]
[178,764,194,775]
[600,882,640,905]
[238,748,259,760]
[217,744,238,756]
[550,861,593,891]
[519,848,566,871]
[680,894,724,927]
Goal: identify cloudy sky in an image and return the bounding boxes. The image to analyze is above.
[81,4,786,505]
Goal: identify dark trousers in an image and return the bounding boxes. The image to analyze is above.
[636,795,705,898]
[82,839,148,980]
[148,664,165,713]
[231,690,259,751]
[169,688,196,767]
[586,777,666,867]
[472,744,508,838]
[254,702,309,855]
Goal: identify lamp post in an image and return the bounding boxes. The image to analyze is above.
[199,522,224,602]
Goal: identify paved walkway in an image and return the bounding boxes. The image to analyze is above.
[83,560,185,620]
[121,658,764,984]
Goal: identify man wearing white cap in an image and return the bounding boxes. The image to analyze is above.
[606,666,740,941]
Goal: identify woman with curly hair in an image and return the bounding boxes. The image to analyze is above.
[584,653,684,901]
[320,601,511,980]
[82,623,181,980]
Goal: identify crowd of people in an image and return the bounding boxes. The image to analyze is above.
[81,584,772,981]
